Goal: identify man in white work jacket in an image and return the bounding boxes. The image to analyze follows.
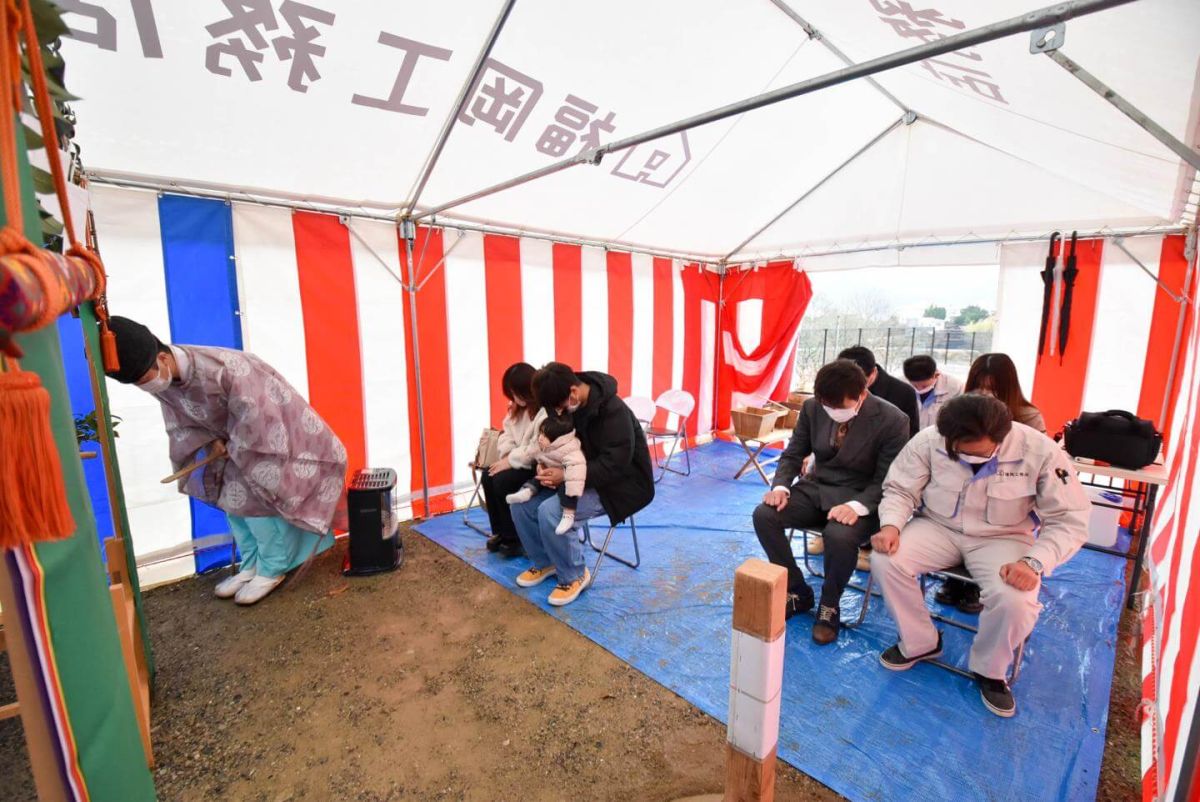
[869,393,1089,717]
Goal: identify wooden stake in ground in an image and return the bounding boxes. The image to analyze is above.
[724,559,787,802]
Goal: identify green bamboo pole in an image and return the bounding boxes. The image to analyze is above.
[77,300,156,684]
[5,114,156,800]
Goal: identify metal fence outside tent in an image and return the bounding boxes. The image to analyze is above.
[793,325,992,392]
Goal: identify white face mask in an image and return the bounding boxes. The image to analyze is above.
[139,369,172,393]
[959,449,997,465]
[137,358,172,394]
[823,404,858,424]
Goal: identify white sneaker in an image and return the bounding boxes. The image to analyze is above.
[505,487,535,505]
[554,510,577,536]
[234,574,285,606]
[214,569,256,599]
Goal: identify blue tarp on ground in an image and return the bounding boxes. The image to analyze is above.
[416,440,1125,802]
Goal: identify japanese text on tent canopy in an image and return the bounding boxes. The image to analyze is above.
[58,0,692,188]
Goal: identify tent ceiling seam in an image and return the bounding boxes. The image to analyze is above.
[721,115,908,261]
[610,37,814,245]
[401,0,518,218]
[919,115,1171,220]
[1045,49,1200,174]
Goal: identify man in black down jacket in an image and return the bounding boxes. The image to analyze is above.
[839,346,921,437]
[509,362,655,607]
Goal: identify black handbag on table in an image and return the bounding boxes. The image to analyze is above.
[1062,410,1162,470]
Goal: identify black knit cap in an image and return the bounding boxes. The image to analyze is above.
[105,316,166,384]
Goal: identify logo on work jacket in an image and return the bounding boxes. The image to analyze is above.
[996,470,1030,479]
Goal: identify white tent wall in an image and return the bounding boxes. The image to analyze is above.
[87,185,719,587]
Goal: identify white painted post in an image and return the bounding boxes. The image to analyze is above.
[725,559,787,802]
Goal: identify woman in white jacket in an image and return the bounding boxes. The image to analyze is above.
[482,363,547,555]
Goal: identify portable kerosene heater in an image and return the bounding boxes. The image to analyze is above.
[342,468,402,576]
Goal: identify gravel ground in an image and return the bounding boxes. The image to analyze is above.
[0,527,1142,801]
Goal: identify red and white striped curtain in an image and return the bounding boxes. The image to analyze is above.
[1142,236,1199,802]
[90,186,754,583]
[717,262,813,430]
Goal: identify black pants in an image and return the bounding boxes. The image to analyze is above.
[752,486,877,608]
[480,467,535,543]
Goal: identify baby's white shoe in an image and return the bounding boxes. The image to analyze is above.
[555,510,577,536]
[506,487,535,505]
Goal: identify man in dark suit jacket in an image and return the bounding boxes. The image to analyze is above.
[752,359,910,644]
[839,346,921,437]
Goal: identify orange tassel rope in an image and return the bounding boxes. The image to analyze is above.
[0,1,74,547]
[0,360,75,547]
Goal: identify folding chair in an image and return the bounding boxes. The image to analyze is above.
[918,565,1029,684]
[789,528,877,629]
[462,462,491,538]
[581,516,641,587]
[646,389,695,481]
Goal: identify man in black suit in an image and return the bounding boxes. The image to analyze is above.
[752,360,910,644]
[839,346,921,437]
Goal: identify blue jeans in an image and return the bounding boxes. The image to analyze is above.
[510,488,605,583]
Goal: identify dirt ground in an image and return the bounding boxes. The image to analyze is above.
[1,528,1142,801]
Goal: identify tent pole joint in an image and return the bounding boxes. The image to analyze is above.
[1029,23,1065,53]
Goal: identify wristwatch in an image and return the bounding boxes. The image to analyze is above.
[1019,556,1044,575]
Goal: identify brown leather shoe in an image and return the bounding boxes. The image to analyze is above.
[812,604,840,645]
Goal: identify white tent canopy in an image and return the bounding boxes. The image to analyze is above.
[60,0,1199,262]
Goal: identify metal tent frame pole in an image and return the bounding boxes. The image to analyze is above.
[415,0,1137,221]
[402,221,432,515]
[766,0,910,115]
[1160,225,1199,430]
[86,173,720,263]
[403,0,518,217]
[722,114,910,261]
[733,224,1186,264]
[1043,49,1200,172]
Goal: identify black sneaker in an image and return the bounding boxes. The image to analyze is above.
[812,604,840,645]
[486,535,503,553]
[497,539,524,558]
[785,588,814,620]
[975,674,1016,717]
[934,578,965,606]
[879,632,944,671]
[957,583,983,615]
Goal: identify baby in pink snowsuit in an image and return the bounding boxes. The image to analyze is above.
[506,414,587,535]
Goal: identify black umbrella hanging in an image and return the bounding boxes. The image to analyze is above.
[1037,232,1060,360]
[1058,231,1079,362]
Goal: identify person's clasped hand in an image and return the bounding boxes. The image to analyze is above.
[999,561,1039,591]
[537,465,565,488]
[827,504,859,526]
[870,525,901,555]
[488,455,511,476]
[762,488,789,511]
